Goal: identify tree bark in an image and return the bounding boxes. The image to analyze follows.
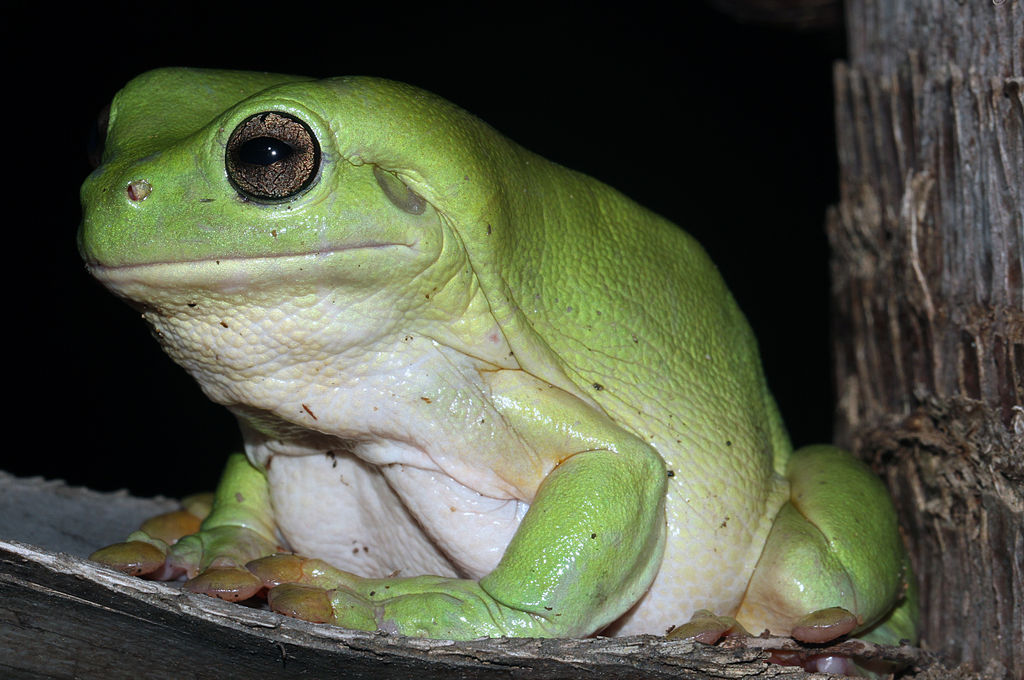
[829,1,1023,677]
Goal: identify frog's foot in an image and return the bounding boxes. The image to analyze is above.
[668,610,859,676]
[245,553,558,638]
[666,609,750,644]
[91,504,280,602]
[669,606,899,677]
[734,445,919,676]
[90,493,213,579]
[91,454,284,603]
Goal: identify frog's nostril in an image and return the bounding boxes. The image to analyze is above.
[127,179,152,202]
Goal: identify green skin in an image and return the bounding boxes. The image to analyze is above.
[81,68,916,648]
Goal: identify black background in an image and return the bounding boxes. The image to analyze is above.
[6,4,844,498]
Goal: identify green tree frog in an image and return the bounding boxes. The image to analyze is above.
[80,68,916,670]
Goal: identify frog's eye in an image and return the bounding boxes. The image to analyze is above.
[226,112,321,201]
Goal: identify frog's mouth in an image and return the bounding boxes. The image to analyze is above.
[85,240,417,299]
[82,237,415,272]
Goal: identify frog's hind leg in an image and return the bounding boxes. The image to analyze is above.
[734,445,917,650]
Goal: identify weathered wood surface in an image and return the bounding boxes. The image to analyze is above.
[0,473,941,679]
[830,0,1023,677]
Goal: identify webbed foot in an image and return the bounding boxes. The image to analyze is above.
[90,454,281,602]
[90,493,212,579]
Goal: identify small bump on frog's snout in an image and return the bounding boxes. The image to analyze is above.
[126,179,152,201]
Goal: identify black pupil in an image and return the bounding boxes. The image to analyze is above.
[238,136,293,166]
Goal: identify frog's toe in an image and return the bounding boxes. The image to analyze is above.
[246,553,308,587]
[269,583,380,630]
[667,609,750,644]
[137,503,206,546]
[90,540,170,577]
[267,583,335,623]
[183,566,265,602]
[247,553,357,590]
[790,606,859,643]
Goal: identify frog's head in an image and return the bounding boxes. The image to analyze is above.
[83,68,482,293]
[81,68,568,412]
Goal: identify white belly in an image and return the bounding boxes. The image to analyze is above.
[266,449,527,580]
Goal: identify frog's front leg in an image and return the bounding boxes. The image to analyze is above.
[92,453,282,601]
[251,442,667,638]
[733,445,918,673]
